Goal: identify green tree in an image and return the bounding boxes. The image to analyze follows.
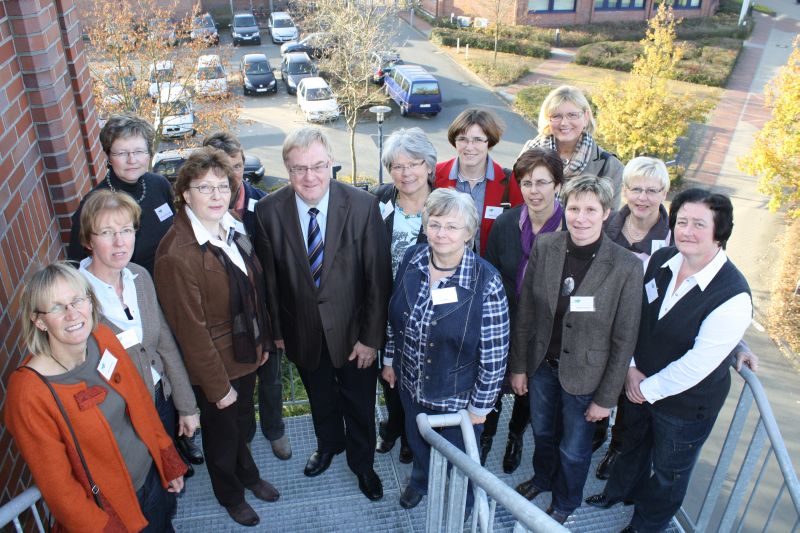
[739,36,800,217]
[593,3,710,163]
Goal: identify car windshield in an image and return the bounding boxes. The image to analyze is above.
[197,65,224,79]
[288,61,312,75]
[105,71,135,91]
[151,67,174,83]
[235,15,256,27]
[411,82,440,95]
[152,159,185,181]
[246,61,270,74]
[169,101,191,115]
[305,87,332,101]
[274,19,294,28]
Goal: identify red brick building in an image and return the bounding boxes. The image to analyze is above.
[0,0,104,509]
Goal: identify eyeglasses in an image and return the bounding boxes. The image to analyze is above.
[390,160,426,173]
[520,179,555,190]
[626,186,664,197]
[427,222,465,234]
[455,136,489,145]
[288,162,330,176]
[549,111,584,122]
[92,228,136,241]
[37,296,92,317]
[109,150,149,159]
[189,184,231,195]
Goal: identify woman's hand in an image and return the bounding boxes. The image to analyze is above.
[177,414,200,438]
[348,341,377,369]
[625,367,647,404]
[736,350,758,372]
[584,402,610,422]
[468,412,486,425]
[382,366,396,389]
[216,387,238,409]
[167,476,184,493]
[259,348,270,366]
[510,373,528,396]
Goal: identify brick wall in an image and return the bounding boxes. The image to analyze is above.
[0,0,103,514]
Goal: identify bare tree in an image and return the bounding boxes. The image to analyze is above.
[492,0,515,64]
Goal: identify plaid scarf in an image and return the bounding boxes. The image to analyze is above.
[518,131,597,178]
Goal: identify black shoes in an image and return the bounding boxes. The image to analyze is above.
[399,444,413,464]
[620,526,640,533]
[247,479,280,502]
[596,447,620,480]
[183,461,194,479]
[399,486,423,509]
[177,435,204,465]
[303,449,340,477]
[479,434,492,465]
[515,478,543,501]
[546,506,569,524]
[356,469,383,501]
[225,502,259,526]
[502,431,523,474]
[376,436,395,454]
[584,493,634,509]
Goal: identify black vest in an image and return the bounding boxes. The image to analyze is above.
[635,247,750,420]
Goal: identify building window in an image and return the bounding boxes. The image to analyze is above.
[528,0,576,12]
[673,0,701,8]
[594,0,644,9]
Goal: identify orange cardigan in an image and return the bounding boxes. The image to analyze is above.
[4,324,187,533]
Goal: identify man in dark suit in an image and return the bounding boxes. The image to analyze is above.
[254,127,391,501]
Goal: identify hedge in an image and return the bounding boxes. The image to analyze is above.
[430,28,551,58]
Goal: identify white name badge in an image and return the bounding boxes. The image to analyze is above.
[651,239,668,255]
[247,198,258,212]
[484,206,503,220]
[116,329,139,349]
[380,201,394,221]
[154,203,173,222]
[431,286,458,306]
[645,279,659,304]
[570,296,595,312]
[150,366,162,385]
[97,349,118,381]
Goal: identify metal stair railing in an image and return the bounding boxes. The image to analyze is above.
[0,486,46,532]
[417,410,569,533]
[676,365,800,533]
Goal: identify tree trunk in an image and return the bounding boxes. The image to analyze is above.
[349,118,357,183]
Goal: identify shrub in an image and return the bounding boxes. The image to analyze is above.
[467,59,530,85]
[430,28,551,58]
[513,84,555,123]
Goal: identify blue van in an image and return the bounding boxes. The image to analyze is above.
[384,65,442,116]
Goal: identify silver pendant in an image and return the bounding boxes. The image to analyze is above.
[562,276,575,297]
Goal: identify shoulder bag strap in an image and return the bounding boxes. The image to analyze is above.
[501,167,513,210]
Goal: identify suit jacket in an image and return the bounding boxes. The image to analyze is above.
[255,180,392,370]
[154,209,266,403]
[509,232,643,408]
[100,262,198,416]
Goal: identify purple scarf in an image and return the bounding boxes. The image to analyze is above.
[516,201,564,298]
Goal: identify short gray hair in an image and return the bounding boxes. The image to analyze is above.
[382,127,437,184]
[99,113,155,156]
[623,156,670,192]
[282,127,333,164]
[561,174,614,212]
[422,189,480,248]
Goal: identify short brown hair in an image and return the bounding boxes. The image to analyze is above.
[446,108,504,149]
[79,190,142,249]
[173,147,234,209]
[513,148,564,187]
[99,113,155,156]
[203,131,244,161]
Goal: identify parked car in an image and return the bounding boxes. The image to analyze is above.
[194,54,228,97]
[190,13,219,45]
[371,50,403,85]
[151,18,179,46]
[267,11,299,44]
[153,84,195,139]
[240,53,278,95]
[297,77,339,122]
[147,60,176,100]
[97,66,137,127]
[231,12,261,45]
[152,148,265,184]
[280,52,316,95]
[280,32,334,59]
[384,64,442,116]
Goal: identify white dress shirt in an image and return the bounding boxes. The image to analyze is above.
[185,207,248,274]
[294,188,330,246]
[79,257,143,343]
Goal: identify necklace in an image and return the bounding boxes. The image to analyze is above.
[562,249,596,296]
[51,354,71,372]
[430,254,459,272]
[106,174,147,203]
[623,216,648,243]
[457,171,485,183]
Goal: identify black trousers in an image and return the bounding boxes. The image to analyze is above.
[297,342,378,475]
[194,372,261,507]
[483,393,530,439]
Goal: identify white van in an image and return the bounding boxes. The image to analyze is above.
[153,84,195,139]
[194,55,228,98]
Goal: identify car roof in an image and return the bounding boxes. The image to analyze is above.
[393,64,437,81]
[285,52,312,62]
[158,83,188,102]
[243,53,269,63]
[197,54,221,66]
[299,77,329,89]
[272,11,292,19]
[151,60,174,71]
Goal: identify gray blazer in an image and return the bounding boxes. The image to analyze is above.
[102,263,198,417]
[580,145,624,211]
[509,232,643,408]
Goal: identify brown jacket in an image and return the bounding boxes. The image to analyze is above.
[154,209,269,402]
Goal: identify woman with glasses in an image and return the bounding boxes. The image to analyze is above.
[5,262,186,532]
[435,108,523,256]
[371,127,437,464]
[481,147,565,473]
[154,148,278,527]
[519,85,624,210]
[509,175,642,525]
[68,114,175,275]
[382,188,509,510]
[76,190,201,479]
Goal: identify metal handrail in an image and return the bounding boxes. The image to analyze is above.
[0,486,45,532]
[417,410,569,533]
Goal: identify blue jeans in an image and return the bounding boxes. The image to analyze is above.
[137,462,176,533]
[603,399,717,533]
[528,363,595,515]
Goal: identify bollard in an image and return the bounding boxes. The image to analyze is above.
[465,43,469,60]
[457,37,460,53]
[555,28,561,47]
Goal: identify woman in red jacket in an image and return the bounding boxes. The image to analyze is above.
[435,108,523,256]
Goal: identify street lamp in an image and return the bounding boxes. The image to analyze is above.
[369,105,392,184]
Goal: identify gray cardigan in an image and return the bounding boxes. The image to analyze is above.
[575,145,624,211]
[102,263,199,417]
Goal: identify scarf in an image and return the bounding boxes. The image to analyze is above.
[519,131,597,178]
[516,200,564,298]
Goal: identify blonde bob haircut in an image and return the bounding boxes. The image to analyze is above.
[537,85,597,137]
[22,262,101,360]
[79,190,142,249]
[622,156,670,192]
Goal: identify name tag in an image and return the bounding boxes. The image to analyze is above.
[247,198,258,212]
[651,239,668,255]
[154,203,173,222]
[570,296,595,312]
[97,350,118,381]
[116,329,139,349]
[431,286,458,305]
[484,206,503,220]
[645,279,659,304]
[380,201,394,221]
